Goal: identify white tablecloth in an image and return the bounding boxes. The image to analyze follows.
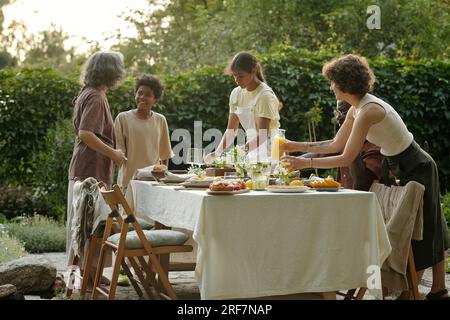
[128,180,391,299]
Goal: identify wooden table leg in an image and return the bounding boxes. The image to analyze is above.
[322,292,337,300]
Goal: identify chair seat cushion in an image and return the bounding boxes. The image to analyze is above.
[129,218,153,231]
[107,229,189,249]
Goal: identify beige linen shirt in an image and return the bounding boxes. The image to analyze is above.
[114,110,174,187]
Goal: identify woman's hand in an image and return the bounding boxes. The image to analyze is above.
[111,149,127,165]
[280,155,310,170]
[280,140,305,153]
[204,152,217,165]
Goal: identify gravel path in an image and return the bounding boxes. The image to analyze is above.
[24,252,449,300]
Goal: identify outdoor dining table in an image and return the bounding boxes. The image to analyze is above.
[127,180,392,300]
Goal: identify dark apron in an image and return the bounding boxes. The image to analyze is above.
[381,141,450,270]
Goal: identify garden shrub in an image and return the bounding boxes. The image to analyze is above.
[0,231,27,265]
[4,215,66,253]
[442,193,450,230]
[0,46,448,222]
[0,185,57,220]
[158,47,450,189]
[31,118,75,223]
[0,68,77,185]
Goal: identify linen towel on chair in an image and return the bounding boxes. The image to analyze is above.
[370,181,424,290]
[70,177,110,262]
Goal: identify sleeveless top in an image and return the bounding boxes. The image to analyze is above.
[356,93,413,156]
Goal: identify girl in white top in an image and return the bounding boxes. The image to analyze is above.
[281,54,449,300]
[205,52,280,163]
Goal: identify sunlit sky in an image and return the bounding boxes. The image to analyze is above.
[2,0,150,55]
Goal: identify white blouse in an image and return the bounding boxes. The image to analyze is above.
[356,94,413,156]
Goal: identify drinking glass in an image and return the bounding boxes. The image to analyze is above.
[224,172,239,180]
[253,175,269,190]
[186,148,204,167]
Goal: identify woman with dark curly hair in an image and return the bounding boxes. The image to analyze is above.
[281,54,449,300]
[114,75,173,189]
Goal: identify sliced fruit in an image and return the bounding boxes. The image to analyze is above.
[289,180,304,186]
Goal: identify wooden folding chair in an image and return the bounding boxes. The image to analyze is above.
[66,180,112,300]
[66,232,103,299]
[91,184,193,300]
[339,181,423,300]
[339,244,419,300]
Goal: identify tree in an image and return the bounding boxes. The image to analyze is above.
[0,0,16,68]
[320,0,450,59]
[0,0,14,34]
[115,0,449,75]
[1,20,83,74]
[0,50,15,68]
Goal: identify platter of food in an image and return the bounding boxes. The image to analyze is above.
[313,187,341,192]
[309,176,342,191]
[182,176,219,188]
[206,188,250,195]
[206,179,248,195]
[266,185,310,193]
[135,164,168,181]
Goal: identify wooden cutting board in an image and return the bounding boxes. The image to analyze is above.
[205,167,236,177]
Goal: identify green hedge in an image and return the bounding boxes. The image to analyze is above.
[159,47,450,191]
[443,193,450,230]
[0,47,449,220]
[0,68,77,185]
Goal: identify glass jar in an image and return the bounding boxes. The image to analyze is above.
[271,129,286,162]
[253,175,269,190]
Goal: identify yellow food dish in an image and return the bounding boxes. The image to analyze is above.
[310,179,341,188]
[190,175,215,181]
[153,164,167,172]
[289,180,304,186]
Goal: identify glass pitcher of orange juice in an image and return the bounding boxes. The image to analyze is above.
[271,129,286,161]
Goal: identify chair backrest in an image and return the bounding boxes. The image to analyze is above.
[98,184,150,249]
[370,181,424,243]
[99,184,135,219]
[370,181,424,290]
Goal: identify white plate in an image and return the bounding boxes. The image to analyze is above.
[266,186,310,193]
[181,181,214,188]
[159,177,186,184]
[313,187,341,192]
[187,178,216,185]
[206,188,250,195]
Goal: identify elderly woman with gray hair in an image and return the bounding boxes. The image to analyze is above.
[67,51,127,289]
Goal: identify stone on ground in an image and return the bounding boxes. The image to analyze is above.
[0,255,56,294]
[0,284,17,299]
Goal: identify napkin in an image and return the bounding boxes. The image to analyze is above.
[163,171,196,183]
[135,165,157,179]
